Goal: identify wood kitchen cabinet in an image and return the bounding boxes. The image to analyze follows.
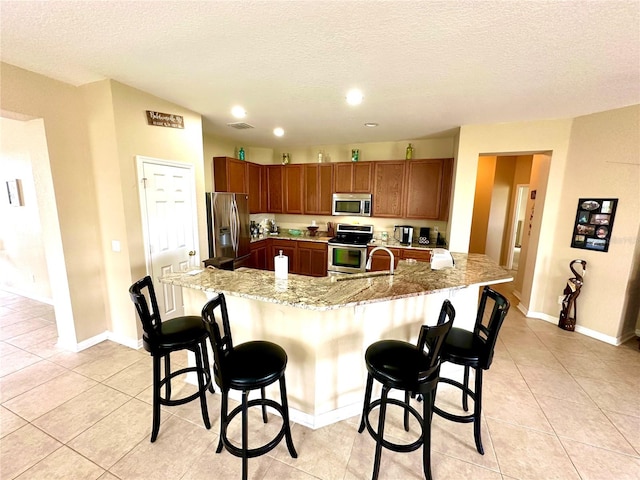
[284,165,304,214]
[268,239,298,273]
[298,241,328,277]
[404,159,449,220]
[401,248,432,263]
[248,162,267,213]
[304,164,333,215]
[372,161,405,217]
[266,165,284,213]
[249,239,268,270]
[333,162,372,193]
[366,246,402,271]
[438,158,453,221]
[213,156,247,193]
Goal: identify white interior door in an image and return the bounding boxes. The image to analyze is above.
[137,157,198,320]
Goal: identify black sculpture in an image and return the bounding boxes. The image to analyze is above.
[558,259,587,331]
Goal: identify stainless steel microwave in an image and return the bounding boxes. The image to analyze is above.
[332,193,372,217]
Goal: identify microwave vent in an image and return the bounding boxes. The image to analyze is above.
[226,122,254,130]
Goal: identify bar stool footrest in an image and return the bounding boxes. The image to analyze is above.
[363,397,423,453]
[432,377,475,423]
[158,366,212,407]
[221,398,288,459]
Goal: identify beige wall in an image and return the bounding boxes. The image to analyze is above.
[1,63,206,347]
[454,108,639,343]
[1,62,107,347]
[273,137,456,164]
[468,156,496,254]
[549,105,639,340]
[94,80,205,344]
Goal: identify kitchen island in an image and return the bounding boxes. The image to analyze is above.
[161,253,511,428]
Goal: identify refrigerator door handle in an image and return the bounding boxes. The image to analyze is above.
[230,198,238,254]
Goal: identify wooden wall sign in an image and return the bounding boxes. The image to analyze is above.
[146,110,184,129]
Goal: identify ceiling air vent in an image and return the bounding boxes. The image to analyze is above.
[226,122,254,130]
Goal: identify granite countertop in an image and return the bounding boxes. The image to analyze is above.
[160,253,512,311]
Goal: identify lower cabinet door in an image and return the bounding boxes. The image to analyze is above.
[298,241,328,277]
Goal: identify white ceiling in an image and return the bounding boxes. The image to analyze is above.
[1,1,639,148]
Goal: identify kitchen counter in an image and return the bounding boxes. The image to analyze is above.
[161,253,510,311]
[161,254,511,429]
[251,231,439,251]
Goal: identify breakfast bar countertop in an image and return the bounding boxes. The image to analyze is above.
[160,253,512,311]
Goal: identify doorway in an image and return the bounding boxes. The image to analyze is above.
[136,156,199,320]
[507,184,529,271]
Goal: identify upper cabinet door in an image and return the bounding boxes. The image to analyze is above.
[404,159,445,219]
[304,164,333,214]
[284,165,304,214]
[352,162,373,192]
[333,162,372,193]
[266,165,283,213]
[372,161,405,217]
[248,162,266,213]
[213,157,247,193]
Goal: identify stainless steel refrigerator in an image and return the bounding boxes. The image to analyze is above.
[205,192,251,269]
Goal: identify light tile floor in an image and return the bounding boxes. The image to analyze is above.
[1,284,639,480]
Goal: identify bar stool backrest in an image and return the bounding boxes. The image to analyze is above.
[473,286,510,369]
[129,276,164,350]
[201,293,235,389]
[416,299,455,382]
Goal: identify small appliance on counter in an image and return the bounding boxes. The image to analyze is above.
[418,227,430,245]
[430,248,455,270]
[394,225,414,245]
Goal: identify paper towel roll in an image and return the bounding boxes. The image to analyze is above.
[275,250,288,279]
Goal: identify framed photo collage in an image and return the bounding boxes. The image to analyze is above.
[570,198,617,252]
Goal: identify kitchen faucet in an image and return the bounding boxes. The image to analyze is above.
[365,246,395,275]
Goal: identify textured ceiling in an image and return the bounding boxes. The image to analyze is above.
[1,1,639,148]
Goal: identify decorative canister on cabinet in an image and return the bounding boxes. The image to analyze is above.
[351,149,359,162]
[282,153,290,165]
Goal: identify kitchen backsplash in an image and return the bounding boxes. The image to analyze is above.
[249,213,447,244]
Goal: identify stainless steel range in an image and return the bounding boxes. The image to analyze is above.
[327,223,374,274]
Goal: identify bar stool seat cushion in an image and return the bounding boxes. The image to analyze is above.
[222,341,287,389]
[153,316,209,348]
[440,328,483,367]
[366,340,434,389]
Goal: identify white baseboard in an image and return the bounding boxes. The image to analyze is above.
[57,330,142,352]
[517,303,627,346]
[0,286,54,305]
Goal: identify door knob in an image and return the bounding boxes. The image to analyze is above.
[188,250,196,256]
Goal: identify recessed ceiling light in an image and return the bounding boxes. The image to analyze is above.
[346,89,364,105]
[273,127,284,137]
[231,106,246,118]
[364,122,379,127]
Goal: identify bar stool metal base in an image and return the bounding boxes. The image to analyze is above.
[358,374,437,480]
[216,377,298,480]
[432,368,484,455]
[151,341,214,443]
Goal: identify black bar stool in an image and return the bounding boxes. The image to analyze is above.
[129,276,214,442]
[201,293,297,480]
[432,286,510,454]
[358,300,455,480]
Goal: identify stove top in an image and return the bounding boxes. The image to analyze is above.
[327,223,374,247]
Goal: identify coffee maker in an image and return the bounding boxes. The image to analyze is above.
[394,225,414,245]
